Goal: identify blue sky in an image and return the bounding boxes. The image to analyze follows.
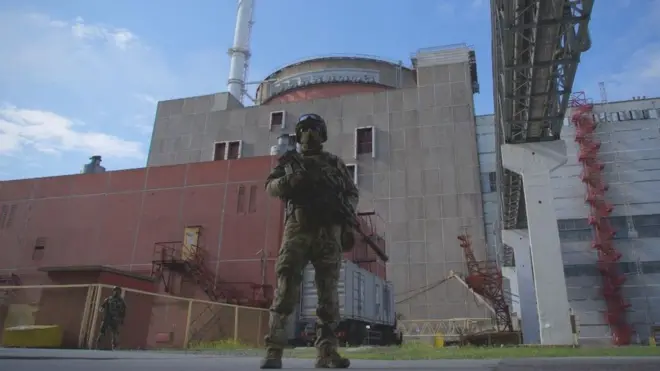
[0,0,658,180]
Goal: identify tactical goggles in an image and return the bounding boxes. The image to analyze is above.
[298,114,324,124]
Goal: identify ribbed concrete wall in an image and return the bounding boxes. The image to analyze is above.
[553,98,660,343]
[475,115,498,260]
[145,49,491,321]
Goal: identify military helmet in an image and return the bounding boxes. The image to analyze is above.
[112,286,121,293]
[295,114,328,143]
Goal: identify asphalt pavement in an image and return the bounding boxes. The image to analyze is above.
[1,348,660,370]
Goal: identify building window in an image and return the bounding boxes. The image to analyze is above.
[0,204,15,229]
[488,172,497,192]
[620,111,632,121]
[248,185,257,213]
[642,109,651,119]
[32,237,46,261]
[227,141,241,159]
[213,142,226,161]
[214,140,242,161]
[270,111,285,130]
[237,186,246,213]
[355,127,375,157]
[346,164,358,185]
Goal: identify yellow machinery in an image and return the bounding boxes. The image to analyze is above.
[2,325,63,348]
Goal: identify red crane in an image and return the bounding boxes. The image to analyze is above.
[457,233,513,332]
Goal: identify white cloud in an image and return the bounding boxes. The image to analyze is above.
[605,43,660,100]
[0,104,143,159]
[0,11,228,175]
[0,12,165,171]
[597,1,660,100]
[436,0,487,22]
[470,0,486,9]
[70,16,138,50]
[436,1,456,17]
[134,93,159,106]
[0,12,177,97]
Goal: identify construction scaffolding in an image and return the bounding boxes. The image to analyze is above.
[569,91,632,345]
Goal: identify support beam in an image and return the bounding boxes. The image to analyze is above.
[502,230,540,345]
[501,141,573,345]
[501,266,520,315]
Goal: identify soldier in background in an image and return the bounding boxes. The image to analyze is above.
[96,286,126,350]
[260,114,358,369]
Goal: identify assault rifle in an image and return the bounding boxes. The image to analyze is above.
[278,150,389,262]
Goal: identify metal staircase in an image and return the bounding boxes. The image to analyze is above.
[151,232,272,344]
[569,92,631,345]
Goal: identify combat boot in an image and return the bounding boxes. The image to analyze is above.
[314,344,350,368]
[260,348,283,369]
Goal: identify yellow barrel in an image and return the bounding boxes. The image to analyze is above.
[433,333,445,348]
[2,325,63,348]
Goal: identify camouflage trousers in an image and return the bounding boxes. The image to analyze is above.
[265,220,342,350]
[96,318,121,349]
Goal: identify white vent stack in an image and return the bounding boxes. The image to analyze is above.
[227,0,255,103]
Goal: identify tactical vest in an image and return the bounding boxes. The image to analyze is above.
[287,153,346,228]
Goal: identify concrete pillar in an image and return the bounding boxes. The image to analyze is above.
[501,140,573,345]
[501,266,520,316]
[502,230,540,344]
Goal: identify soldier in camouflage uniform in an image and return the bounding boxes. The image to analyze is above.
[96,286,126,350]
[260,114,358,369]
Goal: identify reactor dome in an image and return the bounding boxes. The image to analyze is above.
[256,55,417,105]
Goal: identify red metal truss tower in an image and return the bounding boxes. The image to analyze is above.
[569,91,632,345]
[458,233,513,332]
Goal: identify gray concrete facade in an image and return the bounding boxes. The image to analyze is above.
[474,100,660,344]
[146,47,491,321]
[475,115,499,261]
[553,98,660,343]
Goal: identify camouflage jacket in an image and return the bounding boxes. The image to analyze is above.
[101,295,126,322]
[266,151,358,225]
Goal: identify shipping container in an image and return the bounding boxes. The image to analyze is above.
[300,260,394,326]
[290,260,400,347]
